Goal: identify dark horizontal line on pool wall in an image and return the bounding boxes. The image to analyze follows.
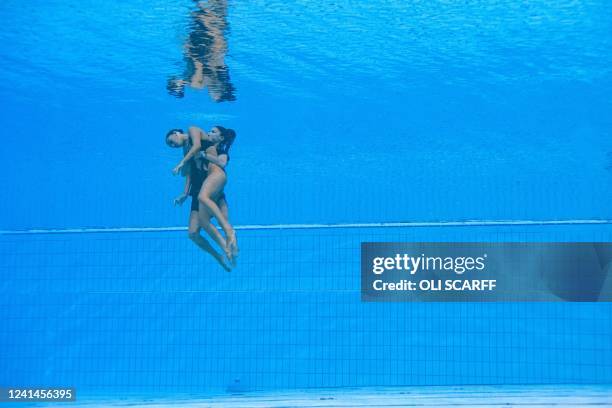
[1,219,612,235]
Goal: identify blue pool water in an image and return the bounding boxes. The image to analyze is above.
[1,0,611,228]
[1,0,612,400]
[2,224,612,396]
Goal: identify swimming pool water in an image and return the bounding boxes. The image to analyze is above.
[0,0,611,229]
[1,0,611,399]
[2,224,612,394]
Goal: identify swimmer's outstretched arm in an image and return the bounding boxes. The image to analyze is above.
[174,173,192,206]
[184,173,192,195]
[172,126,203,174]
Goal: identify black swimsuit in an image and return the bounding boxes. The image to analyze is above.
[186,140,231,212]
[188,161,207,212]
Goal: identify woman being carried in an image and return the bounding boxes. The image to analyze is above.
[167,125,238,264]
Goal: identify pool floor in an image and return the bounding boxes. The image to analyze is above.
[55,384,612,407]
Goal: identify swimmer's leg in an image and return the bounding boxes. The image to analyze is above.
[219,194,229,222]
[217,194,236,266]
[197,206,230,262]
[199,172,239,259]
[188,209,230,272]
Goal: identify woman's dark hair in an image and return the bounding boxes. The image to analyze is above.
[214,125,236,151]
[165,128,184,146]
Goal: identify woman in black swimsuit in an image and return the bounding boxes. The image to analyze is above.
[167,125,237,265]
[198,126,238,260]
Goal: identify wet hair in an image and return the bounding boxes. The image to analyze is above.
[214,125,236,151]
[165,128,184,146]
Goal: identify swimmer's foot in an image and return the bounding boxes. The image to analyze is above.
[216,254,231,272]
[231,241,239,260]
[223,247,233,267]
[226,232,239,267]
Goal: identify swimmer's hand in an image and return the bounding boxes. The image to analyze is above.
[172,162,184,175]
[201,145,217,160]
[173,193,188,206]
[206,144,217,155]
